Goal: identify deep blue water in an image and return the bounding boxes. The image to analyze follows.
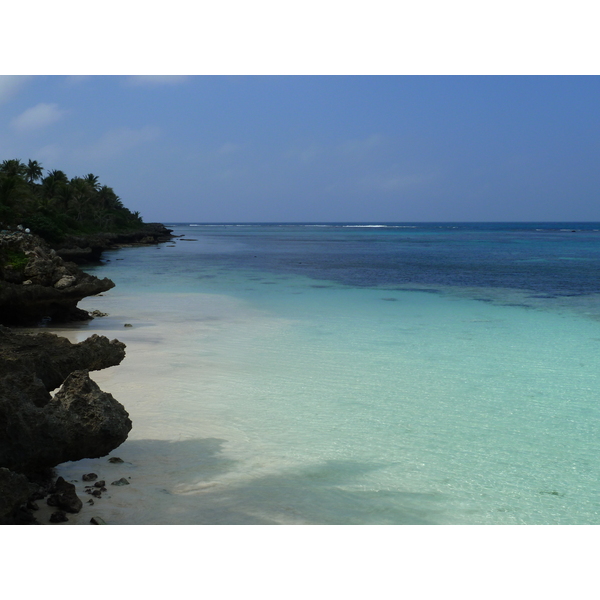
[166,222,600,299]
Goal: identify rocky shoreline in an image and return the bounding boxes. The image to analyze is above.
[54,222,174,264]
[0,224,173,524]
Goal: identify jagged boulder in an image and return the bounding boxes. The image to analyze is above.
[47,477,83,513]
[0,369,132,474]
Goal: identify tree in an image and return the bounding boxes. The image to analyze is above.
[0,174,32,221]
[25,159,43,185]
[83,173,100,192]
[47,169,68,184]
[0,159,26,179]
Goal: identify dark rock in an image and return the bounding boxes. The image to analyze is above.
[87,499,94,505]
[93,480,105,488]
[91,489,102,497]
[49,510,68,523]
[0,367,132,473]
[0,325,130,474]
[46,477,83,513]
[0,325,126,396]
[90,516,107,525]
[53,224,174,265]
[82,473,98,482]
[14,506,38,524]
[111,478,130,486]
[108,457,124,464]
[0,231,115,325]
[0,467,34,524]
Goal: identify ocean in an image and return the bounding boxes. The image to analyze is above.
[51,223,600,524]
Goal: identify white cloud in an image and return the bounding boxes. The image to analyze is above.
[86,126,161,160]
[0,75,29,106]
[126,76,189,86]
[10,103,67,132]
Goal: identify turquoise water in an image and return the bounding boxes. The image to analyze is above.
[56,223,600,524]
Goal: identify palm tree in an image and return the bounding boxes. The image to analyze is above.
[0,174,32,221]
[47,169,69,184]
[0,159,26,179]
[25,159,43,184]
[69,177,96,222]
[83,173,100,192]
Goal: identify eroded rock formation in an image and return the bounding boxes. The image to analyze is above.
[0,327,131,523]
[0,231,115,325]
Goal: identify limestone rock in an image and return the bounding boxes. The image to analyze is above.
[111,478,130,486]
[0,231,115,325]
[0,325,126,395]
[0,327,131,474]
[54,275,77,289]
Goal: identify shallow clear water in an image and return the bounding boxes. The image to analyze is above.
[54,223,600,524]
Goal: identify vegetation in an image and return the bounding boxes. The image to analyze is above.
[0,158,144,243]
[1,249,28,270]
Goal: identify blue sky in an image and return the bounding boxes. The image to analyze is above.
[1,75,599,222]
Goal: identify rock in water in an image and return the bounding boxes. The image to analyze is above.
[90,516,107,525]
[111,478,130,486]
[46,477,83,513]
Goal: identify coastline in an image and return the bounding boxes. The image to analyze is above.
[0,223,174,524]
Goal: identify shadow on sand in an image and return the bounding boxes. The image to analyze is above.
[78,437,444,525]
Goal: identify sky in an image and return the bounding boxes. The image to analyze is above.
[1,75,599,222]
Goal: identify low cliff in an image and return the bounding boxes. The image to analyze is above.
[54,222,174,263]
[0,230,115,325]
[0,326,132,523]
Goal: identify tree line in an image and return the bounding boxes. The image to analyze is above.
[0,158,144,242]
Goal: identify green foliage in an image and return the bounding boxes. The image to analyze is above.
[1,249,28,270]
[0,157,146,241]
[21,213,68,244]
